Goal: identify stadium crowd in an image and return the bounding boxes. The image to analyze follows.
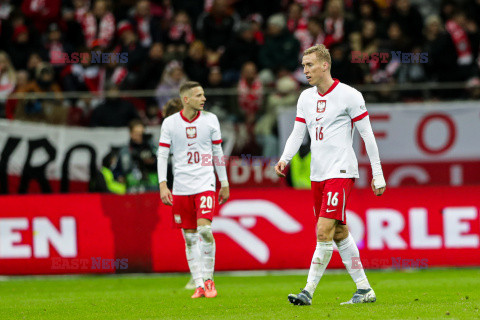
[1,0,480,155]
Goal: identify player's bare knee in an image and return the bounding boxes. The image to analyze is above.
[333,225,349,243]
[316,227,334,241]
[198,225,214,243]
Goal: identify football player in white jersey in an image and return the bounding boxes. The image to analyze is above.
[157,81,230,299]
[275,44,386,306]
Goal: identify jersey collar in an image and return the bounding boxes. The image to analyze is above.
[180,110,201,123]
[317,79,339,97]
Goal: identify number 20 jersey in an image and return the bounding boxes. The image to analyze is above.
[158,110,222,195]
[295,79,369,182]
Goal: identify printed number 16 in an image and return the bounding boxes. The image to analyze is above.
[316,126,324,141]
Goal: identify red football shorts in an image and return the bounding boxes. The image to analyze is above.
[312,178,355,225]
[172,191,216,229]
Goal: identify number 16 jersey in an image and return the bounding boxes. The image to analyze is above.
[296,79,368,182]
[159,110,222,195]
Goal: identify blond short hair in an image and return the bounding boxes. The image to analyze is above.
[303,44,331,66]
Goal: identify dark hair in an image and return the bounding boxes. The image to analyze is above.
[128,119,144,132]
[179,81,201,95]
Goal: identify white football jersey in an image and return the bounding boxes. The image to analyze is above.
[296,79,368,181]
[159,110,222,195]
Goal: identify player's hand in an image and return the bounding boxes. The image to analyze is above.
[371,176,386,196]
[160,183,173,206]
[218,186,230,205]
[275,161,287,178]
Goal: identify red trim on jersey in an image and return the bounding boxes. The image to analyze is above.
[352,111,369,122]
[212,139,222,144]
[180,110,201,123]
[159,142,170,148]
[295,117,306,123]
[317,79,340,97]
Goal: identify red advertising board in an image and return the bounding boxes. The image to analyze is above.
[1,186,479,275]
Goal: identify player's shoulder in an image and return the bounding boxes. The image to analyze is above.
[338,82,362,96]
[300,86,317,98]
[162,112,179,126]
[201,110,219,122]
[337,82,364,101]
[297,86,317,104]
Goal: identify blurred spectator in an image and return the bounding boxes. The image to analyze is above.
[196,0,240,51]
[90,82,140,127]
[73,0,90,23]
[162,96,182,119]
[424,15,458,82]
[61,48,106,93]
[26,53,43,81]
[82,0,115,48]
[137,42,166,90]
[60,5,85,48]
[21,0,61,33]
[15,62,65,124]
[116,20,148,73]
[100,151,126,194]
[140,98,162,126]
[247,13,265,45]
[128,0,162,48]
[287,2,308,33]
[0,51,16,117]
[255,75,298,157]
[444,10,478,80]
[295,17,326,55]
[183,40,209,86]
[0,1,13,50]
[321,0,357,48]
[238,61,263,124]
[156,60,187,109]
[259,13,300,74]
[295,0,324,17]
[330,44,364,84]
[206,66,231,121]
[395,46,427,85]
[220,22,260,85]
[165,10,194,61]
[171,0,204,26]
[117,119,158,193]
[390,0,424,46]
[9,24,38,70]
[42,23,74,70]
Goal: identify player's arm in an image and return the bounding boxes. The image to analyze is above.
[355,116,386,196]
[212,116,229,204]
[276,120,307,177]
[158,121,173,205]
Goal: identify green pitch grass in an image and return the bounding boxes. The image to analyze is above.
[0,268,479,320]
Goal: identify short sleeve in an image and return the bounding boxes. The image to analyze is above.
[211,115,222,145]
[347,89,369,122]
[158,119,172,148]
[295,93,306,124]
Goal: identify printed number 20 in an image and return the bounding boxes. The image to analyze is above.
[316,126,324,140]
[187,151,200,164]
[200,196,213,209]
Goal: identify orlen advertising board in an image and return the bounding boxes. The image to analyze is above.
[0,186,479,275]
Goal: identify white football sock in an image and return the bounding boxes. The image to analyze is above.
[183,231,204,288]
[335,233,370,290]
[198,225,215,281]
[304,241,333,296]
